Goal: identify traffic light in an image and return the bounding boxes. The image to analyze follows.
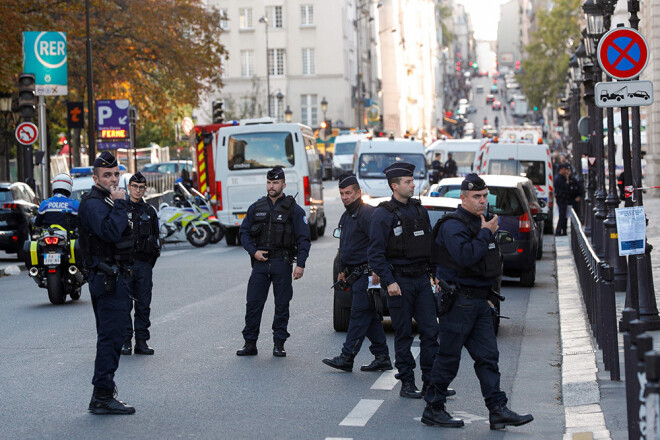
[18,73,36,120]
[472,62,478,69]
[324,119,332,136]
[456,61,461,71]
[515,60,521,70]
[212,100,224,123]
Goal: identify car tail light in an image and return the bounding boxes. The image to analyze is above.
[44,236,59,245]
[48,269,57,273]
[519,212,532,233]
[215,181,222,211]
[529,203,539,215]
[303,176,311,206]
[12,235,18,242]
[2,203,18,210]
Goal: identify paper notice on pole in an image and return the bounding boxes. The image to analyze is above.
[615,206,646,256]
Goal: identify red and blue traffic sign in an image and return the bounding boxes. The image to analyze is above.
[597,27,649,80]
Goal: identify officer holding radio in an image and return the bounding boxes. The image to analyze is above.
[236,166,311,358]
[121,172,160,356]
[79,151,136,415]
[422,173,533,430]
[322,173,392,373]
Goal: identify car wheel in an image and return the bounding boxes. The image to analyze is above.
[310,222,318,240]
[520,265,536,287]
[317,216,326,237]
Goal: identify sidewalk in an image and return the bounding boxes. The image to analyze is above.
[556,199,660,440]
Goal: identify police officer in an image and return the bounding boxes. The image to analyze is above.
[121,172,160,356]
[422,173,533,429]
[322,174,392,373]
[554,164,571,236]
[368,162,447,399]
[34,173,79,231]
[236,166,311,357]
[444,153,457,178]
[79,152,135,415]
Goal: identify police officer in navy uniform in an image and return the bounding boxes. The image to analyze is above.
[422,173,533,429]
[79,152,135,415]
[35,173,79,231]
[322,174,392,373]
[236,166,311,357]
[368,162,450,399]
[121,172,160,356]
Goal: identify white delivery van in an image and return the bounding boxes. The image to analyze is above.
[425,138,489,176]
[212,120,326,244]
[353,137,429,198]
[475,140,554,233]
[331,132,369,179]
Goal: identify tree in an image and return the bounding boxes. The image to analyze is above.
[519,0,581,111]
[437,4,455,47]
[0,0,227,150]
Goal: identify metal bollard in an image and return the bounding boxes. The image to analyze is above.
[626,319,645,439]
[599,262,620,380]
[635,332,653,439]
[645,351,660,440]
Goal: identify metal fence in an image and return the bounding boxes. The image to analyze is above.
[569,207,620,381]
[144,173,178,196]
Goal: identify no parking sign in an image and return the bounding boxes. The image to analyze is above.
[597,27,649,80]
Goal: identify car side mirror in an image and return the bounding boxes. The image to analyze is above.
[534,213,548,222]
[496,230,514,245]
[333,228,341,239]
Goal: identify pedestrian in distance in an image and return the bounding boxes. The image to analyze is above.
[34,173,79,232]
[236,166,311,358]
[554,164,572,236]
[368,162,455,399]
[322,173,392,373]
[444,153,458,178]
[422,173,533,430]
[121,172,160,356]
[78,151,136,415]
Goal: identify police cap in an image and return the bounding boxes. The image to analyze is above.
[94,151,118,168]
[338,173,358,189]
[129,171,147,184]
[267,166,285,181]
[383,162,415,179]
[461,173,488,191]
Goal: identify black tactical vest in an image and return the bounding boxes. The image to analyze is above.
[249,195,296,251]
[379,198,431,260]
[431,212,502,279]
[128,201,158,259]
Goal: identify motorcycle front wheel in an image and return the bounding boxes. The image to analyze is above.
[209,223,225,244]
[186,224,212,247]
[47,270,66,305]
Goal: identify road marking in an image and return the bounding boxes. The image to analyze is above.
[371,346,419,390]
[325,438,352,440]
[339,399,383,427]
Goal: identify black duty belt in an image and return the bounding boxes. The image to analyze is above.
[267,249,291,258]
[391,264,429,277]
[345,263,371,274]
[456,286,491,300]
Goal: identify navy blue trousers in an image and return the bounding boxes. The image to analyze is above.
[242,257,293,343]
[342,274,389,357]
[556,202,568,235]
[425,295,507,410]
[126,260,153,341]
[89,271,131,390]
[387,274,439,383]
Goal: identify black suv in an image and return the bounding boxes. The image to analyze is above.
[0,182,39,255]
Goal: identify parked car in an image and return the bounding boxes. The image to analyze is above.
[476,85,484,93]
[141,160,193,175]
[0,182,39,256]
[70,173,133,201]
[70,164,127,178]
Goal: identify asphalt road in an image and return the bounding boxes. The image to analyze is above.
[0,180,563,439]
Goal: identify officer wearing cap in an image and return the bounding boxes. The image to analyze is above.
[236,166,311,358]
[78,151,136,415]
[368,162,445,399]
[35,173,79,232]
[121,172,160,356]
[322,174,392,373]
[422,173,533,429]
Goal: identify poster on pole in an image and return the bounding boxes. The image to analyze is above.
[615,206,646,256]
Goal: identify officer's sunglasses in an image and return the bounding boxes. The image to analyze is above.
[130,184,147,191]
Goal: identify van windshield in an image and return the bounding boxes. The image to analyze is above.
[334,142,356,156]
[449,151,476,167]
[488,160,546,185]
[227,132,295,170]
[358,153,426,179]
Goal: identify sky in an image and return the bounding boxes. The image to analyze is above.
[456,0,511,41]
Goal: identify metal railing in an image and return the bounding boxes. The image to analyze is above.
[569,207,620,381]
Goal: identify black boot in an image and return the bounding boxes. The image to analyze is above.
[399,380,422,399]
[360,355,393,372]
[489,405,534,430]
[421,404,464,428]
[236,340,258,356]
[121,341,132,356]
[134,339,154,355]
[322,353,355,372]
[88,387,136,415]
[273,342,286,357]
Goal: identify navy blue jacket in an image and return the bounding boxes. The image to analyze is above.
[338,201,374,270]
[239,194,311,267]
[368,196,432,286]
[435,205,495,288]
[35,193,79,230]
[79,185,129,268]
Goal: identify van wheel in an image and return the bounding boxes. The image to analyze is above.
[317,216,326,237]
[310,223,318,241]
[225,228,239,246]
[520,266,536,287]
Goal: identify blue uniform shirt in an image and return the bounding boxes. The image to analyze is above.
[435,205,495,288]
[35,193,80,230]
[338,201,374,269]
[239,194,311,268]
[368,196,432,286]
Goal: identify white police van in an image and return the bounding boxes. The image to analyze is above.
[212,119,326,244]
[331,132,369,179]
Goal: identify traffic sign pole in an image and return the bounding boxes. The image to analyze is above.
[38,95,48,199]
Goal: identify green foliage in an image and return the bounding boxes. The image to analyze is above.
[520,0,581,111]
[437,4,455,46]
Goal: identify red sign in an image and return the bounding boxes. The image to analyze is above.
[15,122,38,145]
[597,27,649,80]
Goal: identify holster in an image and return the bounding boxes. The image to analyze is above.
[436,279,457,317]
[97,262,118,294]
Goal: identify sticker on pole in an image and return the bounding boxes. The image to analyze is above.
[597,27,649,80]
[615,206,646,256]
[15,122,38,145]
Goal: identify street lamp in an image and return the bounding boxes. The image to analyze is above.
[285,106,293,123]
[259,16,271,118]
[276,91,284,121]
[577,38,596,236]
[321,97,328,122]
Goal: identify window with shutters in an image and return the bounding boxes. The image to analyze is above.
[240,50,254,77]
[266,5,283,29]
[268,49,285,76]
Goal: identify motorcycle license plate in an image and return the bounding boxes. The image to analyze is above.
[44,253,61,265]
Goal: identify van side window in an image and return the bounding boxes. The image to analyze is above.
[227,131,295,170]
[304,135,322,183]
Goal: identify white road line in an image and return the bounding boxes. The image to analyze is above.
[339,399,384,427]
[371,346,420,390]
[324,438,352,440]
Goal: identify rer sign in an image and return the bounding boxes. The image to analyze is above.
[22,32,68,96]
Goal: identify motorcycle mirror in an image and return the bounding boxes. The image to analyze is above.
[333,228,341,239]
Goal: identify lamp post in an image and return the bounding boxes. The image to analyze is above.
[284,106,293,123]
[577,39,595,237]
[259,16,271,118]
[276,91,284,121]
[321,97,328,123]
[569,54,584,219]
[85,0,96,160]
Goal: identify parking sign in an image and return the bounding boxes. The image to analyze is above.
[22,32,68,96]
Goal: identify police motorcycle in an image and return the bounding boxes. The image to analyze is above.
[24,224,86,305]
[157,184,213,247]
[178,185,225,244]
